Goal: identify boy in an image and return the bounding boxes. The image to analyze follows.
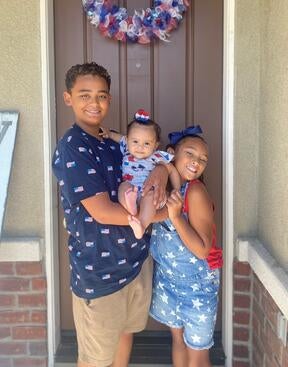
[52,62,168,367]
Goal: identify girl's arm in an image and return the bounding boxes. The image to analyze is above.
[167,185,214,259]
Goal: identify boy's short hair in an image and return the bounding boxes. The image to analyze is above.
[65,62,111,92]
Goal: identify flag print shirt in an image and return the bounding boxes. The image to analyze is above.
[52,124,150,299]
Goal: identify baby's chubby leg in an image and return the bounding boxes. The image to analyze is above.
[118,181,138,216]
[129,191,156,239]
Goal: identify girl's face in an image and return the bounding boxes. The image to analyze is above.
[127,124,159,159]
[173,137,208,182]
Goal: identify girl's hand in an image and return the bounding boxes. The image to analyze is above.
[99,126,110,138]
[166,189,183,221]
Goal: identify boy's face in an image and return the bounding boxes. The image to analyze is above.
[63,75,111,134]
[127,124,159,159]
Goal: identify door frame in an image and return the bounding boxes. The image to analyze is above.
[41,1,235,365]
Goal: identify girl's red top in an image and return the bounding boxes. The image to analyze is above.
[183,179,223,270]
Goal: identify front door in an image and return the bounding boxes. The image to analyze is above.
[54,0,223,333]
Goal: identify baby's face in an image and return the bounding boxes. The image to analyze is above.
[127,124,158,159]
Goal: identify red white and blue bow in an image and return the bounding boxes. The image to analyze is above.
[134,109,150,123]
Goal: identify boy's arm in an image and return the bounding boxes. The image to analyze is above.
[81,192,130,225]
[100,126,123,143]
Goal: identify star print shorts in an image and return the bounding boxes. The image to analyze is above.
[149,266,220,350]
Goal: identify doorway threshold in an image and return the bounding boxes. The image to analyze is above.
[55,330,225,365]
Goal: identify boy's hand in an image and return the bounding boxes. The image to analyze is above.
[166,189,183,221]
[142,164,168,206]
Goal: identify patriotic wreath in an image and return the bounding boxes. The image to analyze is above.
[82,0,190,44]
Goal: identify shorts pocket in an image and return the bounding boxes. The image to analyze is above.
[199,272,220,294]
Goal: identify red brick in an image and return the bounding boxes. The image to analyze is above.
[252,312,260,337]
[0,311,30,324]
[262,292,278,330]
[265,354,281,367]
[0,263,14,275]
[234,261,251,276]
[253,276,262,303]
[29,341,47,356]
[233,311,250,325]
[15,263,43,276]
[234,278,251,292]
[253,347,264,367]
[0,327,11,340]
[0,295,15,307]
[233,327,249,342]
[13,358,47,367]
[12,327,46,340]
[0,359,12,367]
[0,342,26,355]
[31,278,46,291]
[31,311,46,324]
[234,294,251,309]
[282,347,288,367]
[233,361,250,367]
[233,344,249,358]
[252,332,265,365]
[18,294,46,308]
[253,299,265,325]
[0,279,30,292]
[263,321,282,364]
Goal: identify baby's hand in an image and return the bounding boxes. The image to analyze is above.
[99,126,110,138]
[166,189,183,221]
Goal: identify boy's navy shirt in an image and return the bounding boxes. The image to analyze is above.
[52,124,150,299]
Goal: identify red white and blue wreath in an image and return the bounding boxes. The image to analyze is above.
[82,0,190,44]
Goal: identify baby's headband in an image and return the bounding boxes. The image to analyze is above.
[168,125,203,145]
[134,109,150,123]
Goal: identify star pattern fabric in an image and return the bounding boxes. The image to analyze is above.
[52,124,150,299]
[149,184,220,350]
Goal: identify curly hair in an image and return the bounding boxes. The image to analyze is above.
[65,62,111,92]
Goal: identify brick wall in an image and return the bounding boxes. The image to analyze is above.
[233,260,288,367]
[0,262,47,367]
[233,261,252,367]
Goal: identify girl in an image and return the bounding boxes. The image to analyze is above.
[149,126,223,367]
[100,109,180,239]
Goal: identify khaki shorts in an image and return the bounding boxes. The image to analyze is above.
[72,256,153,367]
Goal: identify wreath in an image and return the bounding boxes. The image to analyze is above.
[82,0,190,44]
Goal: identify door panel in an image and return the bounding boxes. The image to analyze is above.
[55,0,223,331]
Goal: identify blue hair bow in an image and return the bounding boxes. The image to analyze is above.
[168,125,203,145]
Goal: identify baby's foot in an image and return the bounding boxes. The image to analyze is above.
[125,187,138,215]
[128,215,145,239]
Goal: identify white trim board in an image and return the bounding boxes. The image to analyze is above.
[40,1,60,366]
[222,0,235,365]
[237,238,288,320]
[0,238,43,262]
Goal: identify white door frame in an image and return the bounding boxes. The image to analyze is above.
[41,1,235,366]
